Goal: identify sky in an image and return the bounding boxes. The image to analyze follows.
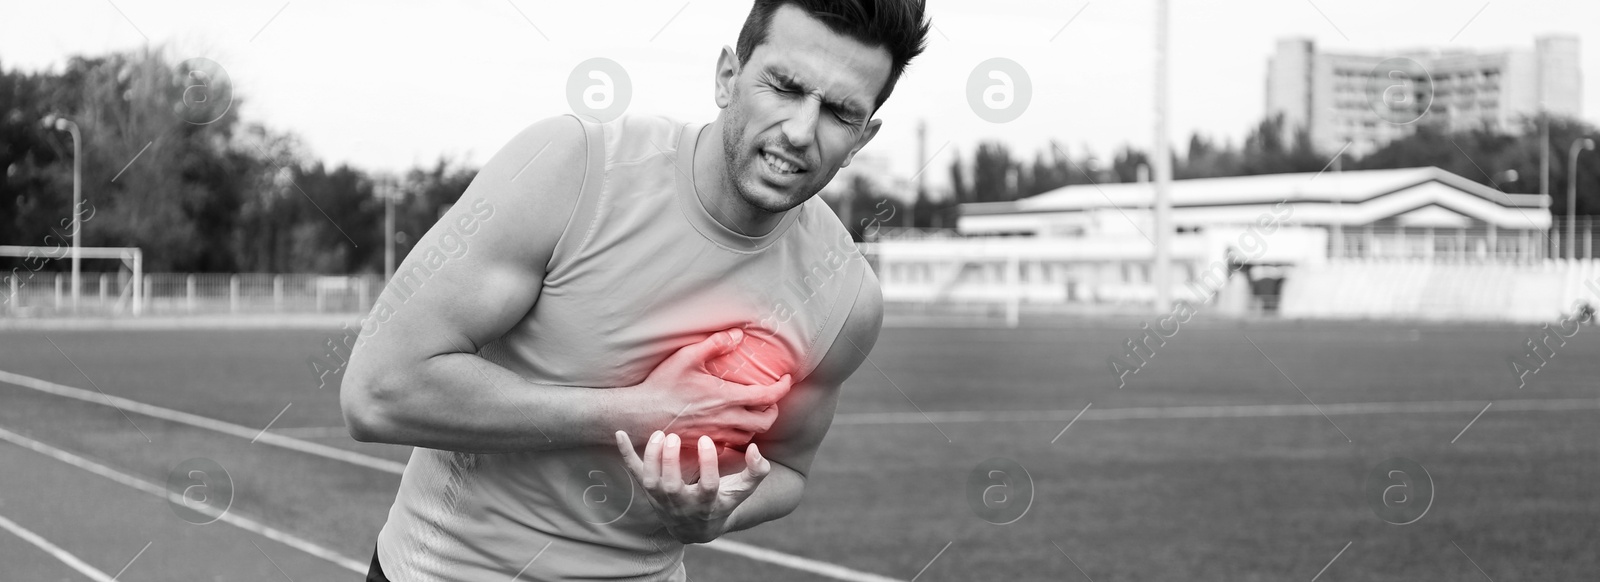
[2,0,1596,193]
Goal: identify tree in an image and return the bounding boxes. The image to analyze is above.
[0,57,74,254]
[1178,132,1242,179]
[947,147,972,204]
[1027,142,1072,196]
[2,46,480,275]
[1111,146,1151,183]
[972,142,1014,202]
[1356,115,1598,216]
[1238,114,1325,175]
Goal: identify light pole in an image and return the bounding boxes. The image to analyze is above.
[377,177,400,280]
[1568,137,1595,259]
[1151,0,1173,313]
[44,115,82,312]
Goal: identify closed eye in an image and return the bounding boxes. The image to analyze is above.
[765,70,865,126]
[766,72,803,95]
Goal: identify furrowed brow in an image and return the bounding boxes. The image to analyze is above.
[769,64,868,119]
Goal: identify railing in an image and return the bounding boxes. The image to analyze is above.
[1325,225,1592,262]
[866,227,964,242]
[860,240,1600,324]
[874,220,1600,263]
[2,273,381,317]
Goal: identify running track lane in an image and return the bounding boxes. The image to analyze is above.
[0,428,357,580]
[0,368,910,582]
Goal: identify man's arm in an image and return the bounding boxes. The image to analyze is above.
[345,115,793,455]
[341,115,627,453]
[720,270,885,534]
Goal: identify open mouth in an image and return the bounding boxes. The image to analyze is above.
[759,150,806,175]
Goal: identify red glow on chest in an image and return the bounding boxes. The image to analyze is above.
[703,329,795,386]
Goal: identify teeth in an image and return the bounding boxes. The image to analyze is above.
[762,152,799,174]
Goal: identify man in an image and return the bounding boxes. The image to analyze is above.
[341,1,929,580]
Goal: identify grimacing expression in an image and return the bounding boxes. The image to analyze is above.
[720,4,892,213]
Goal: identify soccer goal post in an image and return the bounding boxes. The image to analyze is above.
[0,246,145,315]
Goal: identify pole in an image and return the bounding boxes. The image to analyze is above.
[1541,114,1550,199]
[1569,144,1577,259]
[132,249,142,316]
[914,119,926,229]
[384,181,396,280]
[1542,113,1551,257]
[1151,0,1173,313]
[1586,218,1593,260]
[1569,138,1595,259]
[67,121,81,313]
[1333,156,1343,259]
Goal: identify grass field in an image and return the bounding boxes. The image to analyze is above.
[0,317,1596,581]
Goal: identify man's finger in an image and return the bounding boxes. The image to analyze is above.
[615,430,644,475]
[697,435,720,496]
[745,442,771,479]
[667,329,744,370]
[641,430,664,489]
[661,433,683,496]
[739,374,793,408]
[723,442,773,494]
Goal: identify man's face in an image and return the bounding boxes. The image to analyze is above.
[716,4,891,213]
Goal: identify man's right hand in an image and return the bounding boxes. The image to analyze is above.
[619,329,793,449]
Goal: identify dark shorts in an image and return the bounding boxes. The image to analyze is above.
[367,547,391,582]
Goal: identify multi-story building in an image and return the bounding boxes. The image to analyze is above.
[1265,34,1581,156]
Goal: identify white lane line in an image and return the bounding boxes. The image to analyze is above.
[270,426,354,439]
[0,368,904,582]
[0,369,405,474]
[0,424,366,574]
[832,398,1600,425]
[708,539,907,582]
[0,512,117,582]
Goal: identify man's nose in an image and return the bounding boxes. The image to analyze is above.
[780,96,820,151]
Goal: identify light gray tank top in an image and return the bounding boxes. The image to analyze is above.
[377,113,871,581]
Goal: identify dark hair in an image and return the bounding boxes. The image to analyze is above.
[735,0,930,114]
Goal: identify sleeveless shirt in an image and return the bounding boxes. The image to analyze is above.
[375,113,874,581]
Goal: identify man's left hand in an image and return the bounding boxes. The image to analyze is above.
[614,430,772,544]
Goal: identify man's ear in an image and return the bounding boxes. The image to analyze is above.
[839,118,883,168]
[715,45,740,109]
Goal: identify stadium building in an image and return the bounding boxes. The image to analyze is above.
[955,167,1551,261]
[1265,34,1581,156]
[865,167,1590,322]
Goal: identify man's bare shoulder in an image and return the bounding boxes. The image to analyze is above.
[462,114,592,269]
[490,115,589,195]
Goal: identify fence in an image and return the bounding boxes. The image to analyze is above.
[1327,222,1600,263]
[6,258,1599,325]
[1281,258,1600,323]
[2,273,380,317]
[874,219,1600,263]
[861,237,1600,324]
